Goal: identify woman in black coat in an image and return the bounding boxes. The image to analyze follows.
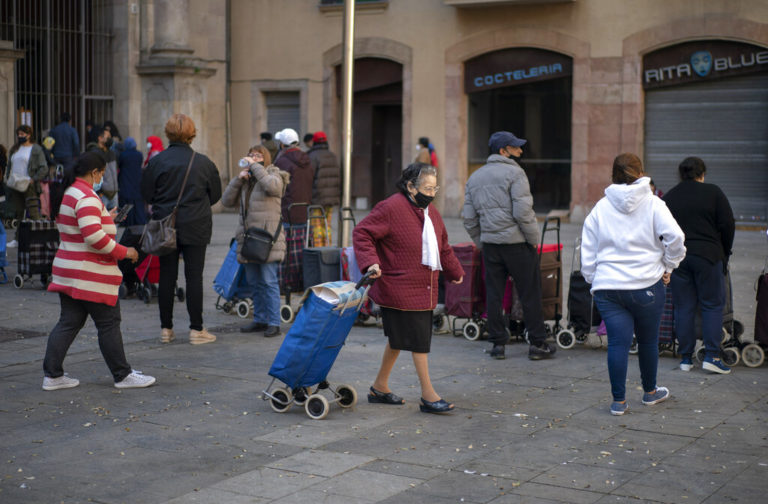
[141,114,222,345]
[663,157,735,375]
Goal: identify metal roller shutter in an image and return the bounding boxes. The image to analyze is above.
[265,91,300,134]
[644,73,768,224]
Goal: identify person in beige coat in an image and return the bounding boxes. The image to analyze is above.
[222,145,290,337]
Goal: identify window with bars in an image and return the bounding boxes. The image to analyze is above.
[0,0,113,144]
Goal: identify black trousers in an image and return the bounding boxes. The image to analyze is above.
[43,293,131,382]
[482,242,547,346]
[158,243,206,331]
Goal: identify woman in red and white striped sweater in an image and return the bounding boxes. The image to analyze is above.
[42,152,156,391]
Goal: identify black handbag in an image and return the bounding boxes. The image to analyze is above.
[140,152,195,256]
[239,182,282,263]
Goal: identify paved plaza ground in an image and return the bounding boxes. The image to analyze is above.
[1,212,767,504]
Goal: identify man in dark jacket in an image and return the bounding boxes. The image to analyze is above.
[274,128,314,224]
[307,131,340,246]
[463,131,555,361]
[49,112,80,166]
[117,137,146,226]
[664,156,735,375]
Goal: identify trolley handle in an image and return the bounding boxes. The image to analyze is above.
[355,269,377,290]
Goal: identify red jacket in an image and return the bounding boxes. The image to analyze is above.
[353,192,463,310]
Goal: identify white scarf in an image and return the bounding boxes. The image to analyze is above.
[421,206,442,271]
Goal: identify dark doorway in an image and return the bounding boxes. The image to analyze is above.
[371,105,403,204]
[468,76,572,212]
[337,58,403,207]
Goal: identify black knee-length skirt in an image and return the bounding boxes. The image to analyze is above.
[381,307,433,353]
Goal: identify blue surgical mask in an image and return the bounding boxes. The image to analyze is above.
[93,177,103,192]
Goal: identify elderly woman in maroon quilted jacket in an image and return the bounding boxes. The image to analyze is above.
[353,163,464,414]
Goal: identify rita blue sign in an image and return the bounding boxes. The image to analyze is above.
[465,48,573,94]
[643,40,768,89]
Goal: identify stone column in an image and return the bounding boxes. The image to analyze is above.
[0,41,25,146]
[151,0,193,57]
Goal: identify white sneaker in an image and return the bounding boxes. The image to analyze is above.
[42,374,80,391]
[6,240,18,248]
[114,370,156,389]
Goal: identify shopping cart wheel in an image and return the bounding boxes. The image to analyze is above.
[305,394,330,420]
[721,347,740,367]
[556,329,576,350]
[336,384,357,408]
[293,387,310,406]
[733,320,744,339]
[176,287,185,302]
[741,343,765,368]
[280,304,294,324]
[142,286,152,304]
[463,321,481,341]
[629,336,638,355]
[721,327,730,344]
[10,219,18,229]
[433,313,447,332]
[236,300,251,319]
[269,388,293,413]
[118,284,128,299]
[694,346,706,363]
[13,274,24,289]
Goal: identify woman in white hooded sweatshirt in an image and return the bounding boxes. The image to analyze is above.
[582,153,686,416]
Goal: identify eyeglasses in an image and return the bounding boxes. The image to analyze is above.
[420,185,440,194]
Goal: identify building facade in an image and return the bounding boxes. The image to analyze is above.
[230,0,768,224]
[3,0,767,224]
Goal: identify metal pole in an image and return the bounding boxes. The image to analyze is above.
[339,0,355,247]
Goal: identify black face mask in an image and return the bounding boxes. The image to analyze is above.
[17,136,27,145]
[413,191,434,208]
[105,138,114,148]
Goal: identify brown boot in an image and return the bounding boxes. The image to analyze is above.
[160,328,175,344]
[189,328,216,345]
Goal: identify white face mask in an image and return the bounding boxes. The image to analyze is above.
[147,142,153,150]
[415,144,421,151]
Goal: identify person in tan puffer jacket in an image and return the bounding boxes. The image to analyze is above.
[221,145,290,337]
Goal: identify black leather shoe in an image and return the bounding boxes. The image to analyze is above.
[264,325,281,337]
[529,341,556,360]
[240,322,268,333]
[490,344,505,360]
[419,398,454,414]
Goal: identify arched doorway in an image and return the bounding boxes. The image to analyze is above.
[335,57,403,207]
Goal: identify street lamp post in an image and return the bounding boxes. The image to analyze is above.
[339,0,355,247]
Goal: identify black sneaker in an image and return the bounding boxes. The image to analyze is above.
[528,341,556,360]
[264,326,281,337]
[240,322,268,333]
[490,344,505,360]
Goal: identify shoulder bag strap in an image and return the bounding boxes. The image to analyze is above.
[172,152,196,216]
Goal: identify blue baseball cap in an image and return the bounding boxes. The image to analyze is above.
[489,131,527,152]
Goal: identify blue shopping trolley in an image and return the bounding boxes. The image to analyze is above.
[262,271,374,420]
[213,240,254,318]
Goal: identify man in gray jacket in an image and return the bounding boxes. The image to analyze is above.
[463,131,555,361]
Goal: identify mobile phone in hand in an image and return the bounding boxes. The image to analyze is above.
[114,203,134,223]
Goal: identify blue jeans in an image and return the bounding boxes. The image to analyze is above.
[670,255,725,359]
[593,280,665,402]
[243,262,280,327]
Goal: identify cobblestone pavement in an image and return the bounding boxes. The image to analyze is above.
[0,212,766,504]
